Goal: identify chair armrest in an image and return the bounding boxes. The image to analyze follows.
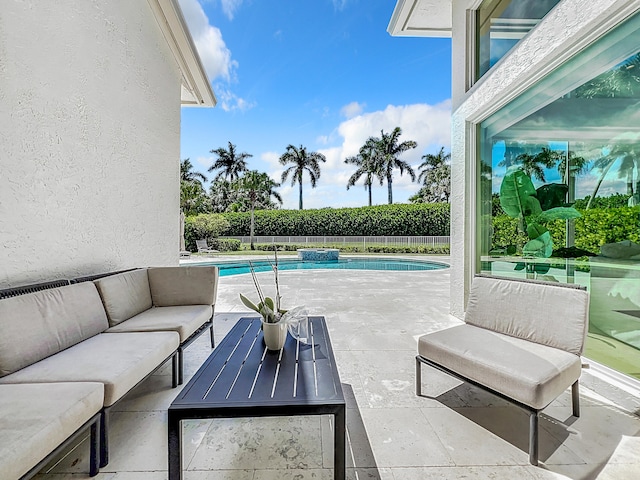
[147,266,218,307]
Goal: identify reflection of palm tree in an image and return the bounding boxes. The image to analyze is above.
[503,147,558,182]
[586,144,639,209]
[576,53,640,98]
[345,144,383,206]
[209,142,252,181]
[280,144,326,210]
[557,151,589,183]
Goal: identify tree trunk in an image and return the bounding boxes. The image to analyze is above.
[387,175,393,204]
[250,207,255,250]
[368,184,372,206]
[586,158,615,209]
[298,172,303,210]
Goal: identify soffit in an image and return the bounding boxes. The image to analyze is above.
[387,0,453,37]
[148,0,216,107]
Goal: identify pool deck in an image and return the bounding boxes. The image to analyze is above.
[36,254,640,479]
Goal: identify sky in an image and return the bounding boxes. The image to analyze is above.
[178,0,452,210]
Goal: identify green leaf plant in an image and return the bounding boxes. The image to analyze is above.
[499,166,582,258]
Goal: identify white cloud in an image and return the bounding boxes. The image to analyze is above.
[332,0,349,11]
[221,0,243,20]
[340,101,365,119]
[178,0,238,82]
[215,85,256,112]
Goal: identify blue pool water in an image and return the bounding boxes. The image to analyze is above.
[199,257,448,277]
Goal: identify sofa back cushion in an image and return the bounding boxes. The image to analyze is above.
[464,275,590,355]
[0,282,108,377]
[94,269,152,326]
[148,266,218,306]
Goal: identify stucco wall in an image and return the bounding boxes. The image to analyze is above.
[0,0,182,287]
[449,0,640,318]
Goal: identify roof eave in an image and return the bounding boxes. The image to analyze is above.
[387,0,453,38]
[148,0,216,107]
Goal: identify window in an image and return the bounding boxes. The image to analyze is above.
[476,0,561,79]
[477,12,640,378]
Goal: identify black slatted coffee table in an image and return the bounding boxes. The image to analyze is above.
[168,316,346,479]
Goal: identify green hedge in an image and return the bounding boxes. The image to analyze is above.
[221,204,450,237]
[492,206,640,255]
[249,243,450,254]
[184,214,230,251]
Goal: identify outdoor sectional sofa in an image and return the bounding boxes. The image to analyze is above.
[0,266,218,479]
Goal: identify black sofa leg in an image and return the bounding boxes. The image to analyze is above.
[209,321,215,348]
[99,408,110,468]
[89,414,101,476]
[572,381,580,417]
[529,410,539,466]
[178,348,184,385]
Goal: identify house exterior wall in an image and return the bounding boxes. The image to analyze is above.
[449,0,640,317]
[0,0,182,287]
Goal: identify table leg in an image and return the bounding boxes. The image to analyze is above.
[168,413,182,480]
[334,407,346,480]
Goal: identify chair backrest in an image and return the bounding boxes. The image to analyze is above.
[196,239,209,251]
[464,274,590,355]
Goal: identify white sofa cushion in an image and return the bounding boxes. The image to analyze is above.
[418,324,582,410]
[464,275,589,355]
[148,266,218,307]
[94,269,152,326]
[106,305,212,342]
[0,382,103,480]
[0,282,108,377]
[0,332,178,406]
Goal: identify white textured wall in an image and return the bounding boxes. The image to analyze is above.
[0,0,182,287]
[450,0,640,318]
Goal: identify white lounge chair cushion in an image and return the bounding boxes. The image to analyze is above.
[148,266,218,307]
[0,332,178,406]
[418,324,582,410]
[0,282,108,377]
[94,269,152,326]
[465,276,589,355]
[0,382,103,480]
[106,305,212,342]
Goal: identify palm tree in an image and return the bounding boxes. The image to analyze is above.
[344,144,383,206]
[234,171,283,249]
[209,142,252,182]
[417,147,451,202]
[366,127,417,204]
[279,144,326,210]
[180,158,207,185]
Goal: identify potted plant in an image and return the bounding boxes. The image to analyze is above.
[239,252,306,350]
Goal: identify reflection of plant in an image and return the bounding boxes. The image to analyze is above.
[587,144,639,208]
[499,166,581,257]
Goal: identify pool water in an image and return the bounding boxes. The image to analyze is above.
[199,257,448,277]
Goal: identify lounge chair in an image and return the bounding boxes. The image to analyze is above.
[196,239,219,255]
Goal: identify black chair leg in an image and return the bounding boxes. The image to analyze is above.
[210,322,215,348]
[529,410,539,466]
[415,356,422,396]
[89,414,101,476]
[572,381,580,417]
[172,352,179,387]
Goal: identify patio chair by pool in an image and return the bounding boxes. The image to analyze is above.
[416,274,590,465]
[196,239,219,255]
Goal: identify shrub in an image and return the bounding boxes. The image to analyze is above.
[212,238,241,252]
[222,203,450,237]
[184,213,230,251]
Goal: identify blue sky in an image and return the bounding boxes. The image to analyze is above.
[178,0,452,209]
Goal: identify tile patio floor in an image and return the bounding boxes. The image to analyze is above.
[35,255,640,479]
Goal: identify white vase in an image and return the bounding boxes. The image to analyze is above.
[262,321,287,350]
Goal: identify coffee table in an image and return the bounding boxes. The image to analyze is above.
[168,316,346,479]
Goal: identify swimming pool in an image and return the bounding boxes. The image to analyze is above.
[198,257,449,277]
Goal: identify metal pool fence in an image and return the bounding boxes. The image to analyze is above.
[222,235,450,249]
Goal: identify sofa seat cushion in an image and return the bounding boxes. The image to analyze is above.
[105,305,212,342]
[0,332,178,406]
[418,324,582,410]
[0,282,109,377]
[0,382,103,480]
[94,269,152,327]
